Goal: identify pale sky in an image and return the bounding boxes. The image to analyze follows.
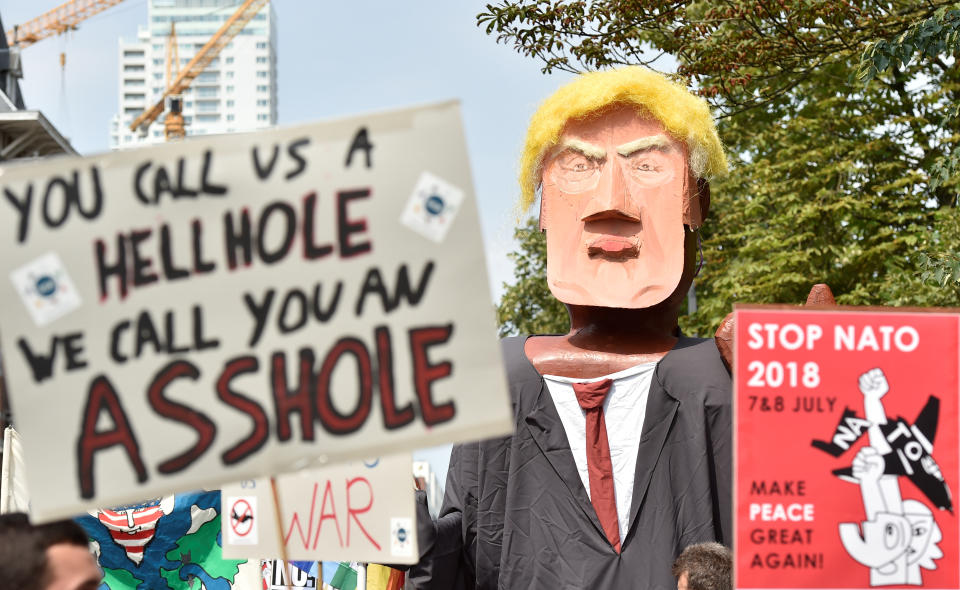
[1,0,576,299]
[0,0,578,491]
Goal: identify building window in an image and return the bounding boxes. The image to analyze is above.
[125,79,145,86]
[124,64,145,72]
[226,57,234,64]
[227,114,235,121]
[153,58,163,65]
[197,114,220,123]
[185,101,193,108]
[197,101,219,112]
[196,87,218,97]
[256,99,269,106]
[226,99,235,107]
[226,85,234,93]
[256,85,268,92]
[256,42,268,49]
[256,56,268,63]
[124,93,145,100]
[153,72,163,80]
[256,71,268,78]
[226,71,234,79]
[124,50,145,58]
[257,114,269,121]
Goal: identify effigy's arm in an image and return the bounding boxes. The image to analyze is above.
[408,443,475,589]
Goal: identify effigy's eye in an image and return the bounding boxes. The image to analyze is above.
[622,149,676,187]
[549,150,602,193]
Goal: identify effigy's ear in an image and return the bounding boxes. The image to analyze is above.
[538,188,546,232]
[697,178,711,223]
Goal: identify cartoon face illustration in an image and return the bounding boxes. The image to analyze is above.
[840,512,913,568]
[903,500,943,568]
[826,369,947,587]
[90,495,174,565]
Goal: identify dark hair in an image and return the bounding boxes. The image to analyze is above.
[672,542,732,590]
[0,512,91,590]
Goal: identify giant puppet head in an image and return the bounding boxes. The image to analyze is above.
[520,68,727,309]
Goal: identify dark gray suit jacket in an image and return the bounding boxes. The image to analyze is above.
[411,335,732,589]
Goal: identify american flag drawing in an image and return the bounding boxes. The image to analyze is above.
[93,496,173,565]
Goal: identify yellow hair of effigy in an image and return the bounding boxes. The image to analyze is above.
[519,67,728,211]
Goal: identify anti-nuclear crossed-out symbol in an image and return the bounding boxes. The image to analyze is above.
[230,498,254,537]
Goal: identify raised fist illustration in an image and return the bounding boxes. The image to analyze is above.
[858,368,889,400]
[851,446,886,482]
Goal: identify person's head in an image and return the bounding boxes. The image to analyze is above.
[672,542,732,590]
[0,513,102,590]
[520,67,727,309]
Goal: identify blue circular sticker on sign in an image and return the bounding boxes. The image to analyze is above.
[425,195,445,215]
[35,276,57,297]
[397,527,407,542]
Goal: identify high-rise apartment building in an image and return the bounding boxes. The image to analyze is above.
[110,0,277,149]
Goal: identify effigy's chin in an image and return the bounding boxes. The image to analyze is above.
[546,256,684,309]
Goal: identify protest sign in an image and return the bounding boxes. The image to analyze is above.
[734,306,959,589]
[75,490,251,589]
[0,101,512,520]
[262,560,318,589]
[221,454,415,564]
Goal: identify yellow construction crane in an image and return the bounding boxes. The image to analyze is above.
[130,0,268,140]
[163,22,185,140]
[5,0,127,48]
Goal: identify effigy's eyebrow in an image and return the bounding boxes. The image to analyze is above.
[616,135,675,157]
[560,138,606,159]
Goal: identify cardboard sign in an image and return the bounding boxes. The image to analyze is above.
[735,307,959,589]
[75,490,251,589]
[0,101,512,520]
[220,454,416,564]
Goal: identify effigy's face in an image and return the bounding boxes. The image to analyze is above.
[540,105,692,308]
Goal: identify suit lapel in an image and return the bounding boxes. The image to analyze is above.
[524,381,607,541]
[627,361,679,537]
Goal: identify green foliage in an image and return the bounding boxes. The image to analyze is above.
[496,216,569,336]
[160,517,244,589]
[855,5,960,291]
[484,1,960,336]
[857,8,960,83]
[858,7,960,196]
[102,566,142,590]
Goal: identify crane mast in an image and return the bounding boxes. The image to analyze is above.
[164,23,185,140]
[130,0,269,139]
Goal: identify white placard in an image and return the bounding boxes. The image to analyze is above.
[0,101,511,520]
[221,454,416,564]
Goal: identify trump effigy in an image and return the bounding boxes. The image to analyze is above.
[412,67,732,589]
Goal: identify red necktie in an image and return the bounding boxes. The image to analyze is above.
[572,378,621,553]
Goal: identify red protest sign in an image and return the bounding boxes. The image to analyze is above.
[735,307,959,589]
